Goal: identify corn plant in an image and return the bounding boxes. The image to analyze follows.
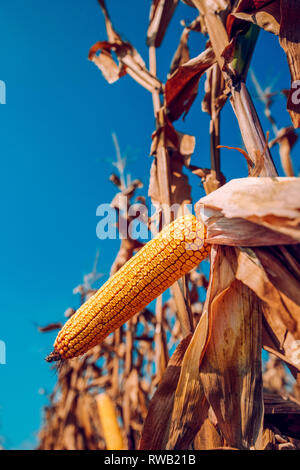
[39,0,300,450]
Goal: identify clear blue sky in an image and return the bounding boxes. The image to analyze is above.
[0,0,297,449]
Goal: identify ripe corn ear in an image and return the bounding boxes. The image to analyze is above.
[96,393,126,450]
[46,214,209,361]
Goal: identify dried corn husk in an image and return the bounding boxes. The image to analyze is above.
[196,177,300,245]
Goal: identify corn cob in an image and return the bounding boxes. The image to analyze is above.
[46,214,209,362]
[96,393,126,450]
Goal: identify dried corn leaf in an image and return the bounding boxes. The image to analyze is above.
[194,412,224,449]
[124,369,140,434]
[227,1,280,38]
[164,248,234,449]
[199,245,264,449]
[169,27,190,76]
[147,0,179,47]
[192,1,231,73]
[192,1,277,173]
[37,322,63,332]
[110,238,143,276]
[201,171,223,194]
[153,296,169,385]
[229,0,300,127]
[202,63,228,185]
[149,118,194,216]
[64,307,75,318]
[89,1,162,93]
[89,41,162,93]
[202,63,228,117]
[263,354,287,394]
[279,0,300,128]
[192,0,230,13]
[254,246,300,313]
[261,427,277,450]
[64,423,77,450]
[139,335,193,449]
[264,390,300,414]
[75,395,94,446]
[260,424,298,450]
[150,118,195,163]
[234,248,300,377]
[230,84,277,175]
[181,0,197,6]
[231,3,280,36]
[196,177,300,245]
[165,47,216,121]
[231,1,279,13]
[264,391,300,439]
[89,44,125,84]
[191,166,226,194]
[97,0,120,43]
[269,126,297,177]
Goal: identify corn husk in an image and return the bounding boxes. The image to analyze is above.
[196,177,300,245]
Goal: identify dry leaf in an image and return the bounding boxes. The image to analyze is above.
[89,44,125,84]
[139,335,193,449]
[169,16,204,77]
[192,1,277,174]
[165,47,216,121]
[279,0,300,128]
[64,423,77,450]
[153,296,169,385]
[230,84,277,175]
[37,322,63,333]
[263,355,289,394]
[202,170,225,194]
[149,118,194,217]
[202,64,228,185]
[227,1,281,37]
[199,245,264,449]
[192,0,231,14]
[169,28,190,76]
[269,126,297,177]
[194,411,224,449]
[202,63,228,117]
[234,247,300,377]
[166,310,210,448]
[164,245,236,449]
[147,0,179,47]
[181,0,197,7]
[231,4,280,36]
[264,390,300,440]
[228,0,300,127]
[89,1,162,93]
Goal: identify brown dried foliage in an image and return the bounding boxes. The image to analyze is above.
[38,0,300,451]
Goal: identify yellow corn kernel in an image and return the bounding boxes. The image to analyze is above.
[46,214,209,362]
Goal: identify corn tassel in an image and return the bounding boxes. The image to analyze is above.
[46,214,209,362]
[96,393,126,450]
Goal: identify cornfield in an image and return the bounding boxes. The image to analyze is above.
[37,0,300,451]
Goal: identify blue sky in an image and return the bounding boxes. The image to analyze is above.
[0,0,297,449]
